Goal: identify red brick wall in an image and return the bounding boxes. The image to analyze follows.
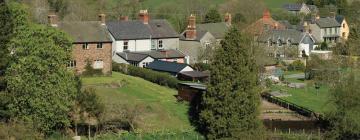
[72,42,112,75]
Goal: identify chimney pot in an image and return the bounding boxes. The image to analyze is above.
[139,10,149,24]
[99,14,106,25]
[263,9,271,20]
[48,14,58,27]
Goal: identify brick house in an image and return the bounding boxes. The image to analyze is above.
[48,14,113,75]
[245,10,286,36]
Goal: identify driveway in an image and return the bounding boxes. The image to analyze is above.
[285,73,305,79]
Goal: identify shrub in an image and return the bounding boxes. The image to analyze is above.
[83,60,103,77]
[112,63,179,89]
[288,60,305,71]
[192,63,210,71]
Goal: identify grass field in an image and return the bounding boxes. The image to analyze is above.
[82,72,195,132]
[263,0,297,10]
[271,71,331,113]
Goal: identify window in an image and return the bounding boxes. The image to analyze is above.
[97,43,103,49]
[123,41,128,50]
[287,39,291,46]
[267,39,272,47]
[277,39,282,47]
[205,42,211,48]
[142,62,149,68]
[82,43,89,50]
[67,60,76,68]
[343,24,346,28]
[158,40,163,49]
[93,59,103,69]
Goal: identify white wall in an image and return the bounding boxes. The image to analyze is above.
[113,55,129,64]
[139,57,155,68]
[180,66,194,72]
[115,39,151,52]
[298,43,310,57]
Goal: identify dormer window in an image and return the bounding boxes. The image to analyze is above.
[267,39,272,47]
[82,43,89,50]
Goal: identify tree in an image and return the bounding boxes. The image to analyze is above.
[199,27,263,139]
[0,2,28,91]
[48,0,68,18]
[204,9,222,23]
[5,23,77,134]
[325,71,360,139]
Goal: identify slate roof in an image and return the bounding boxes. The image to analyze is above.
[283,3,304,11]
[57,21,112,43]
[106,20,179,40]
[179,83,206,90]
[116,52,150,62]
[135,49,186,59]
[147,60,191,73]
[278,20,294,29]
[258,29,317,44]
[335,15,345,24]
[180,30,209,41]
[197,22,230,39]
[315,17,341,28]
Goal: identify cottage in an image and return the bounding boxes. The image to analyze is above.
[146,60,194,76]
[107,10,186,64]
[257,29,317,57]
[246,10,286,36]
[309,17,341,43]
[335,15,350,40]
[48,14,113,75]
[179,14,230,64]
[282,3,313,15]
[113,49,186,67]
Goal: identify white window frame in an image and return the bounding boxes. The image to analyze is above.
[93,59,104,69]
[82,43,89,50]
[97,43,103,49]
[67,60,76,68]
[123,41,129,51]
[158,40,163,49]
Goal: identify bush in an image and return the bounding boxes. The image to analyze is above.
[113,63,179,89]
[83,60,103,77]
[288,60,305,71]
[192,63,210,71]
[0,121,43,140]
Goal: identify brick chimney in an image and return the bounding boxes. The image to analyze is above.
[185,14,197,40]
[98,14,106,25]
[48,14,58,27]
[119,16,129,21]
[263,9,271,20]
[224,12,232,25]
[139,10,149,24]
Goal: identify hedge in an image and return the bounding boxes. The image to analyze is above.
[113,62,179,89]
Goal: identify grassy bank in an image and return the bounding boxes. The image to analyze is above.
[82,72,195,132]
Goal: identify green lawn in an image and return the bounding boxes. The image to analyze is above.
[82,72,194,132]
[270,70,331,113]
[263,0,297,10]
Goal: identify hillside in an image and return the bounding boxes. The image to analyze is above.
[263,0,297,10]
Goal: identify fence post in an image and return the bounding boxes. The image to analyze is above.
[318,128,321,138]
[288,128,291,134]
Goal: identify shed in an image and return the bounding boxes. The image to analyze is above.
[178,71,209,82]
[146,60,193,76]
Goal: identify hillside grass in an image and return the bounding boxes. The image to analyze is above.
[81,72,195,132]
[264,0,298,10]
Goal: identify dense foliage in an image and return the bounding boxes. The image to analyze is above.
[325,72,360,139]
[199,27,263,139]
[113,63,179,89]
[287,60,305,71]
[204,9,222,23]
[5,15,77,133]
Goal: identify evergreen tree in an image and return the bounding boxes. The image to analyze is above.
[199,27,262,139]
[204,9,222,23]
